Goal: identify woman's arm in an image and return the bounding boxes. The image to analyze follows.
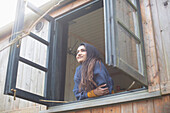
[93,61,114,95]
[73,77,109,99]
[73,62,114,100]
[73,79,88,100]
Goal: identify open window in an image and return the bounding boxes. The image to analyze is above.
[4,0,56,106]
[104,0,148,89]
[4,0,147,106]
[63,0,147,101]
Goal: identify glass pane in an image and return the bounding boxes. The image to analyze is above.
[116,0,140,38]
[117,24,142,71]
[16,61,45,96]
[19,35,48,67]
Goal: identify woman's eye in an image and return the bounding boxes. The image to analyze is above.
[81,49,86,52]
[76,49,86,54]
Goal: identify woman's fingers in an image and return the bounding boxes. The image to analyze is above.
[94,84,110,96]
[100,87,108,91]
[103,90,109,95]
[98,84,107,88]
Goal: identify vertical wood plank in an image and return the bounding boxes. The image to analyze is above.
[2,106,40,113]
[0,39,12,111]
[64,31,71,101]
[155,0,170,80]
[64,31,80,101]
[92,107,103,113]
[140,0,160,92]
[0,37,10,112]
[76,109,91,113]
[67,112,76,113]
[153,96,170,113]
[162,96,170,113]
[103,105,120,113]
[149,0,168,87]
[133,99,154,113]
[151,0,170,95]
[121,102,133,113]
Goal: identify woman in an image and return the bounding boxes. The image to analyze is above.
[73,43,114,100]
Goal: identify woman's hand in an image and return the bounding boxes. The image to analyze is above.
[93,84,109,96]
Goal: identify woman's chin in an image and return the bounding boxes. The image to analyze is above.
[78,61,82,63]
[77,60,83,63]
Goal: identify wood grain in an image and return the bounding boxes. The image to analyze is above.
[153,96,170,113]
[121,102,133,113]
[140,0,160,92]
[50,0,92,18]
[150,0,170,95]
[92,107,103,113]
[133,99,154,113]
[76,109,91,113]
[103,105,120,113]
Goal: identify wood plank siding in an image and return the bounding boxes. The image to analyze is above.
[0,0,170,113]
[149,0,170,94]
[63,95,170,113]
[40,95,169,113]
[140,0,160,92]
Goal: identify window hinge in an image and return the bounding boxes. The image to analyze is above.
[11,89,16,100]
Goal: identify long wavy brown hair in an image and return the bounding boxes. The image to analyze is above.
[78,43,101,92]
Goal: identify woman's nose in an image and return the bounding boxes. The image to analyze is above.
[77,52,81,56]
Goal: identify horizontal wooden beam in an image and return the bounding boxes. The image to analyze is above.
[50,0,92,18]
[40,89,160,113]
[27,1,54,21]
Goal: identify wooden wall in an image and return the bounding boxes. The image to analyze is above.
[149,0,170,94]
[65,95,170,113]
[140,0,160,92]
[64,31,80,101]
[140,0,170,94]
[0,0,170,113]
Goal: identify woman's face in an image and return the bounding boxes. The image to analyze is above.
[76,45,87,63]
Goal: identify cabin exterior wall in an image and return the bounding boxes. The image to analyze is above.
[57,95,170,113]
[0,0,169,112]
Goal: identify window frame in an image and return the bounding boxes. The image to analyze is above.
[4,0,148,107]
[4,0,57,106]
[104,0,148,86]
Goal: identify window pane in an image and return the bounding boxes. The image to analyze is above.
[16,61,45,96]
[130,0,137,7]
[116,0,140,37]
[31,19,50,42]
[117,24,143,71]
[19,35,48,67]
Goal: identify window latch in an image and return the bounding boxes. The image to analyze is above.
[11,89,17,100]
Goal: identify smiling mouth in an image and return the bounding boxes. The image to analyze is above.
[77,56,83,59]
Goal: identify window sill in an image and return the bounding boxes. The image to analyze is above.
[40,89,161,113]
